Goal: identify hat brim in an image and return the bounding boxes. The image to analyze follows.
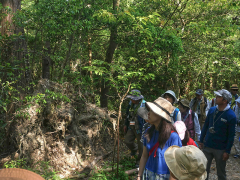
[161,93,178,104]
[146,101,171,123]
[164,146,207,180]
[179,101,190,108]
[214,91,222,97]
[126,95,144,100]
[231,87,238,90]
[178,131,185,140]
[137,107,149,120]
[0,168,45,180]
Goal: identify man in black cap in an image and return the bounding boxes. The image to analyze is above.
[190,89,210,129]
[124,89,146,164]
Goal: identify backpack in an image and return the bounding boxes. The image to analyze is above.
[193,97,208,110]
[173,108,179,122]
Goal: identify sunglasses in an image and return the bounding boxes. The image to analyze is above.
[232,89,238,91]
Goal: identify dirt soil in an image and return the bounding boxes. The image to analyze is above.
[208,147,240,180]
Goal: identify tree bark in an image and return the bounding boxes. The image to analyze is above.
[0,0,20,35]
[42,41,51,79]
[100,0,120,108]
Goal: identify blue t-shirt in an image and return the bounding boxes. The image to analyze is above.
[144,130,182,175]
[200,106,236,154]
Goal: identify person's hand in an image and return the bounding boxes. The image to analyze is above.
[137,176,142,180]
[222,152,229,161]
[198,142,204,150]
[124,126,127,133]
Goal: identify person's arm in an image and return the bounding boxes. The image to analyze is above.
[193,112,201,141]
[225,116,237,154]
[137,146,148,180]
[205,99,210,116]
[199,110,210,149]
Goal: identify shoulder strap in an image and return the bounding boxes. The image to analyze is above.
[212,99,214,107]
[231,101,236,108]
[149,131,175,157]
[204,97,207,109]
[191,110,195,120]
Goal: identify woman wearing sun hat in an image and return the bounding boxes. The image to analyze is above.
[137,97,182,180]
[164,145,207,180]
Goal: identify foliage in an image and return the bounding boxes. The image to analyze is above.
[1,0,240,178]
[4,159,62,180]
[89,154,136,180]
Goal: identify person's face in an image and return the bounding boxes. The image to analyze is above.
[215,96,227,105]
[178,103,187,113]
[148,109,161,125]
[231,89,238,96]
[131,99,140,104]
[237,102,240,108]
[196,94,203,100]
[164,94,174,104]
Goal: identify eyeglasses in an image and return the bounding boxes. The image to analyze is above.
[232,89,238,91]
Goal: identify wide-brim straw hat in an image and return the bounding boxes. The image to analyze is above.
[0,168,45,180]
[164,145,207,180]
[146,97,174,123]
[231,84,238,90]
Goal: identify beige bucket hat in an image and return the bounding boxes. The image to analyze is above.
[164,145,207,180]
[179,98,190,108]
[146,97,174,123]
[0,168,45,180]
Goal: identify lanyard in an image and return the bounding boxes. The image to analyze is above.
[212,109,225,127]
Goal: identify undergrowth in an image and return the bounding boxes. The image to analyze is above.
[3,154,137,180]
[89,154,137,180]
[4,159,62,180]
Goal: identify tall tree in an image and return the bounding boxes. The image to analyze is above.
[100,0,120,108]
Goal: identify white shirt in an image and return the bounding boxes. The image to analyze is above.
[233,105,240,132]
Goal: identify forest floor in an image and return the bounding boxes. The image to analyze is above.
[208,147,240,180]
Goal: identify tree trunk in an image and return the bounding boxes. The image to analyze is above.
[0,0,20,35]
[88,35,93,84]
[60,34,75,81]
[42,41,51,79]
[100,0,120,108]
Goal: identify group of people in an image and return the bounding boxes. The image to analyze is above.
[123,84,240,180]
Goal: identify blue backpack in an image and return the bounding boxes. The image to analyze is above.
[173,108,179,122]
